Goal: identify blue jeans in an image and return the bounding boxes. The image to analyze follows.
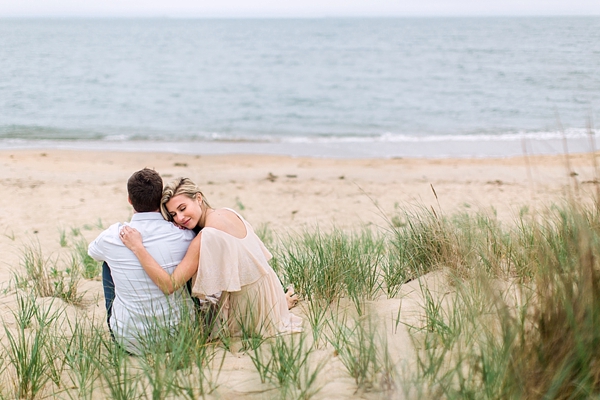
[102,261,115,331]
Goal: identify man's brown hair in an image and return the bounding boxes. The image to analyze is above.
[127,168,163,212]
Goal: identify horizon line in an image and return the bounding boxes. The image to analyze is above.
[1,13,600,19]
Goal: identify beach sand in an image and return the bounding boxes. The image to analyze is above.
[0,149,597,398]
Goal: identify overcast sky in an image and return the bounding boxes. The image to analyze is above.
[1,0,600,18]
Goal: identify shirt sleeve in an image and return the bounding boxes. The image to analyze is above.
[88,233,106,261]
[88,223,121,261]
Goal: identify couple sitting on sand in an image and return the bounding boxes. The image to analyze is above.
[88,168,301,354]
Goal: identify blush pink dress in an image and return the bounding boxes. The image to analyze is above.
[190,209,302,337]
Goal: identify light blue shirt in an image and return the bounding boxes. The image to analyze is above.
[88,212,195,354]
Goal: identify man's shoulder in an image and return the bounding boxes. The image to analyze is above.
[88,222,125,260]
[140,219,196,240]
[93,222,122,240]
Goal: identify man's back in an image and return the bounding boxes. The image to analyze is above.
[89,212,195,354]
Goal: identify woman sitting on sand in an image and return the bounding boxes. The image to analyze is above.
[119,177,302,338]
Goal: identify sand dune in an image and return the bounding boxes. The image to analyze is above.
[0,149,595,398]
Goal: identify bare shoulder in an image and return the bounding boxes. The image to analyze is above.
[205,208,247,239]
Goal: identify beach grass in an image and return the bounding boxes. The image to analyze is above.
[326,313,394,391]
[401,201,600,399]
[0,199,599,398]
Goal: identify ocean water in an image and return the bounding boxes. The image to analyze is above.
[1,17,599,158]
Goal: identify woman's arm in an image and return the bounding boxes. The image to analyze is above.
[120,226,201,294]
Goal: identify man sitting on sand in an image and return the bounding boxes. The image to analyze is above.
[88,168,196,354]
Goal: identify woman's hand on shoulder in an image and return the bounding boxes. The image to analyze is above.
[120,226,144,252]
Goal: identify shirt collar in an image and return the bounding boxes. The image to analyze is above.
[131,212,164,221]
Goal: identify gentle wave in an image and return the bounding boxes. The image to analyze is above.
[283,129,600,144]
[2,128,597,145]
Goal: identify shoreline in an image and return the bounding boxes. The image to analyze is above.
[1,133,598,159]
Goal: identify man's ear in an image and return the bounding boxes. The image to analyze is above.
[127,196,132,205]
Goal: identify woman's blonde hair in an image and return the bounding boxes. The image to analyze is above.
[160,177,211,222]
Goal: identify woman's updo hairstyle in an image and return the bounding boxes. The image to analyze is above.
[160,178,211,222]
